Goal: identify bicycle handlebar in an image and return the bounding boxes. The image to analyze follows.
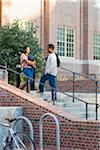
[5,118,17,123]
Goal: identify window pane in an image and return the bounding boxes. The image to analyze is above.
[94,0,100,8]
[57,42,65,56]
[25,22,34,32]
[57,27,75,57]
[94,33,100,60]
[66,28,75,57]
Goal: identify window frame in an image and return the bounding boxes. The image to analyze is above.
[94,33,100,60]
[94,0,100,8]
[57,26,75,58]
[25,21,35,32]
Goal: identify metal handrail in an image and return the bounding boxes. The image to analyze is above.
[61,92,98,120]
[0,64,99,120]
[59,66,97,82]
[98,104,100,108]
[62,92,97,105]
[39,113,60,150]
[59,65,100,120]
[0,65,96,103]
[0,64,58,104]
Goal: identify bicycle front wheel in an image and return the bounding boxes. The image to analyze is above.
[15,132,36,150]
[4,132,36,150]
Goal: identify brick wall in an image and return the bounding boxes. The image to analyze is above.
[57,80,97,93]
[0,80,100,150]
[43,0,50,54]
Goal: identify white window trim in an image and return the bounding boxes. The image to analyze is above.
[57,26,75,58]
[25,21,35,32]
[94,33,100,60]
[94,0,100,8]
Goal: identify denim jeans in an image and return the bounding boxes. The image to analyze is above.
[23,68,34,92]
[33,68,36,90]
[16,67,21,88]
[39,73,57,101]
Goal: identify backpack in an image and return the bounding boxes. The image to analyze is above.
[55,53,60,67]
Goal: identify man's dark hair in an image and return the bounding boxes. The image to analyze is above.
[48,44,54,50]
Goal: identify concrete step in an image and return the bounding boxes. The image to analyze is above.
[30,91,100,120]
[56,101,85,107]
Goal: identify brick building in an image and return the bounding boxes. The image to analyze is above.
[0,0,100,77]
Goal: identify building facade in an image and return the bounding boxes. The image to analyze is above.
[0,0,100,77]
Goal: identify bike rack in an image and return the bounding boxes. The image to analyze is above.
[13,116,34,150]
[39,113,60,150]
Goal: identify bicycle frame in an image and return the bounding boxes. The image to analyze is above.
[1,123,27,150]
[9,128,22,149]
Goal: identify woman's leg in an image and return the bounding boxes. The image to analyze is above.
[33,68,36,90]
[23,68,29,92]
[29,68,34,91]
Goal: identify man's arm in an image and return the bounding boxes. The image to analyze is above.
[27,60,36,67]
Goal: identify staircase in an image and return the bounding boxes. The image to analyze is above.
[0,64,100,120]
[0,79,99,150]
[30,91,100,120]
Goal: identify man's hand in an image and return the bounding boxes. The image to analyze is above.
[27,60,36,67]
[32,60,36,68]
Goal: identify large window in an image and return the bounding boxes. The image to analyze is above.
[57,27,75,57]
[94,33,100,60]
[25,22,34,32]
[94,0,100,7]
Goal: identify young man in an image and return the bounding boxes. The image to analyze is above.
[39,44,57,102]
[20,46,36,92]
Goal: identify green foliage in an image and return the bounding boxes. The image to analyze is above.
[0,20,44,83]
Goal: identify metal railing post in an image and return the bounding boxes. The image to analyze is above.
[96,104,98,120]
[73,73,75,102]
[52,90,57,105]
[39,113,60,150]
[86,103,88,120]
[95,81,98,120]
[13,116,34,150]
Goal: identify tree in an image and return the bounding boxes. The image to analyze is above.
[0,20,44,83]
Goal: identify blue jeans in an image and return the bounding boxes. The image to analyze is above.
[33,68,36,90]
[39,74,57,101]
[23,68,34,92]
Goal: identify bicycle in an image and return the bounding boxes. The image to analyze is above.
[0,118,36,150]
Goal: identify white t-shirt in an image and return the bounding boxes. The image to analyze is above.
[45,53,57,76]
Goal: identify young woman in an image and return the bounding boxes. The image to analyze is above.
[20,46,36,92]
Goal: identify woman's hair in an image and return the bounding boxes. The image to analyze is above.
[23,46,28,54]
